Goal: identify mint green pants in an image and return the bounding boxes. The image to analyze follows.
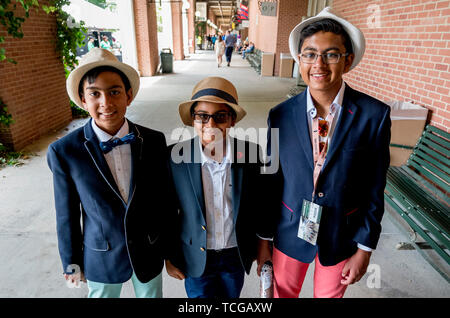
[87,272,162,298]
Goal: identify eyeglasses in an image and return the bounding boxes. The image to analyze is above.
[299,52,349,64]
[192,112,232,124]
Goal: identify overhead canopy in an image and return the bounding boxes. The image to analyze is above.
[63,0,120,29]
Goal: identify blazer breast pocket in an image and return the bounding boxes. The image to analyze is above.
[148,233,160,245]
[84,238,110,252]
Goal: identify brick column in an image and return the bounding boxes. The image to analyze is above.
[0,0,71,150]
[133,0,159,76]
[171,1,185,60]
[188,0,196,53]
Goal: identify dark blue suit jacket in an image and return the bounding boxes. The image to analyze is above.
[267,84,391,266]
[47,119,175,284]
[168,137,270,278]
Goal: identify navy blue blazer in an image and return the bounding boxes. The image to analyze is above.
[47,119,175,284]
[168,137,270,278]
[266,84,391,266]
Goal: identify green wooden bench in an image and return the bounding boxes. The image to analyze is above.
[384,125,450,280]
[245,48,262,74]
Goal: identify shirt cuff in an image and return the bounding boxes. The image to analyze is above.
[357,243,373,252]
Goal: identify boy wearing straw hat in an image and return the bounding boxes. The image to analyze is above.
[165,76,271,298]
[259,8,391,297]
[47,48,175,298]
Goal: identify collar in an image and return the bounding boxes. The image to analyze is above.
[199,135,232,166]
[91,119,129,142]
[306,81,346,118]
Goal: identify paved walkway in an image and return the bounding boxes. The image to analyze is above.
[0,50,448,298]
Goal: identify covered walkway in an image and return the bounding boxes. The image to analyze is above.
[0,51,448,298]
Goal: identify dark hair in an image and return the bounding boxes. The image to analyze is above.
[78,66,131,98]
[190,101,237,120]
[298,18,353,54]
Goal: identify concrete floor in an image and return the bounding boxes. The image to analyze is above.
[0,51,448,298]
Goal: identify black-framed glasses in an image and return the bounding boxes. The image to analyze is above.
[192,112,232,124]
[299,52,349,64]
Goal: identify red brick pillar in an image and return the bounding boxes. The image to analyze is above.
[188,0,196,53]
[133,0,159,76]
[0,0,71,150]
[171,1,185,60]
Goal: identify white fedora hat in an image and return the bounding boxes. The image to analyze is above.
[289,7,365,70]
[179,76,246,127]
[66,48,140,108]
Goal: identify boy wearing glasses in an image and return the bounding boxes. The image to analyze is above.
[165,76,270,298]
[259,8,391,297]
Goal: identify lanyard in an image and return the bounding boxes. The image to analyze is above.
[311,108,336,200]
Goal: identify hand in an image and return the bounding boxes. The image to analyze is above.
[165,260,185,280]
[341,248,372,285]
[256,239,272,276]
[63,271,86,288]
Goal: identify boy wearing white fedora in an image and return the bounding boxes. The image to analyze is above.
[165,76,271,298]
[47,48,176,297]
[259,7,391,297]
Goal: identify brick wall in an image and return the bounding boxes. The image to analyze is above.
[0,0,72,150]
[133,0,159,76]
[333,0,450,132]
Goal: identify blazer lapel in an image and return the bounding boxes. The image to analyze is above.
[187,137,206,218]
[292,92,314,170]
[322,84,358,173]
[127,120,143,206]
[230,138,243,224]
[83,119,124,204]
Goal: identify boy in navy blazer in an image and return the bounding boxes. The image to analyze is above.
[165,77,271,298]
[258,8,391,298]
[47,48,175,297]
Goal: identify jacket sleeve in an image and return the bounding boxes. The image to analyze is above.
[353,106,391,249]
[47,144,84,274]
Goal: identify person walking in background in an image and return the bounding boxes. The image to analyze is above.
[224,30,236,67]
[215,36,225,68]
[100,35,112,51]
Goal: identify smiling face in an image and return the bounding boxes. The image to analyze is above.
[80,71,133,135]
[299,31,354,98]
[192,101,236,149]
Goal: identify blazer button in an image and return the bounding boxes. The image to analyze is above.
[318,192,324,198]
[200,247,205,252]
[201,225,206,231]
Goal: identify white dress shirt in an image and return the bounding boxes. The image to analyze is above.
[305,81,373,252]
[91,119,132,204]
[200,137,237,250]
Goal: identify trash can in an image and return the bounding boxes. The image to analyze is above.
[261,52,274,77]
[160,48,173,73]
[279,53,294,78]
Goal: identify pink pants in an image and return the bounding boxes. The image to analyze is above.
[273,247,348,298]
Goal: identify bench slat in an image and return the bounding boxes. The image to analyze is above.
[416,142,448,166]
[413,148,450,176]
[399,166,450,206]
[384,192,450,263]
[422,130,450,150]
[427,125,450,141]
[408,159,449,192]
[385,181,450,251]
[388,168,450,229]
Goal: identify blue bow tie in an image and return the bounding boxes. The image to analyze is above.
[99,132,136,154]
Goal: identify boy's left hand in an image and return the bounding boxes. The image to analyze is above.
[340,248,372,285]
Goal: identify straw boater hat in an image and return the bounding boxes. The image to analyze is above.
[179,76,246,126]
[66,48,140,108]
[289,7,366,70]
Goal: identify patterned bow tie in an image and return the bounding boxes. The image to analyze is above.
[99,132,136,154]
